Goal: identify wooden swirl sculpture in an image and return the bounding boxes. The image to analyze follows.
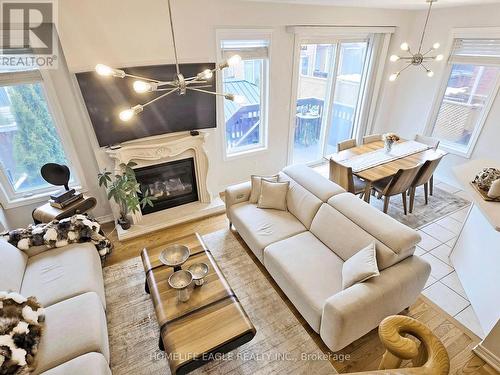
[346,315,450,374]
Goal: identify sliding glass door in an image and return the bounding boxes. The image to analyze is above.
[292,39,369,164]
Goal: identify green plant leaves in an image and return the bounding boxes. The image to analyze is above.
[97,162,154,217]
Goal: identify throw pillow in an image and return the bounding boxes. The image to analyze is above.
[0,291,45,374]
[342,242,379,289]
[257,180,289,211]
[249,174,279,203]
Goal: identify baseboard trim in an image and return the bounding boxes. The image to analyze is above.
[473,342,500,372]
[96,214,115,224]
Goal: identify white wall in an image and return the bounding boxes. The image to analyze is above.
[374,3,500,186]
[2,40,112,229]
[0,0,434,228]
[59,0,413,216]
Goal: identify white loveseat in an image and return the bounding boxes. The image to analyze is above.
[0,240,110,374]
[225,165,431,351]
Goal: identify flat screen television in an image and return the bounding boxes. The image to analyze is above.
[76,63,216,147]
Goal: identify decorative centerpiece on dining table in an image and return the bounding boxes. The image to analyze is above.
[383,133,400,152]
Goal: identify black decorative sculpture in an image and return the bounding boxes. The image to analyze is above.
[41,163,71,191]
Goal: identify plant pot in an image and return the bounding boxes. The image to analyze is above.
[117,216,131,230]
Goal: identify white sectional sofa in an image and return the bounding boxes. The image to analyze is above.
[0,240,110,374]
[226,165,431,351]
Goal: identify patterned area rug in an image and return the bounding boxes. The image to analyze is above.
[104,228,484,374]
[369,186,470,229]
[103,229,337,375]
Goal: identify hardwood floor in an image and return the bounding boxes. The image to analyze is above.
[102,214,496,374]
[102,213,227,267]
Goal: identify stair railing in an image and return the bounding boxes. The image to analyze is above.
[345,315,450,374]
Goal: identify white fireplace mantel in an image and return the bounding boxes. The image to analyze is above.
[104,131,224,240]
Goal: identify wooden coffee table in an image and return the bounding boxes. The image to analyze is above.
[141,233,256,375]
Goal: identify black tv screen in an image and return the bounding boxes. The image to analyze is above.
[76,63,216,147]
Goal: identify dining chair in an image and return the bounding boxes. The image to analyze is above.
[362,134,382,144]
[338,138,357,151]
[408,155,444,213]
[372,164,423,215]
[415,134,440,150]
[329,159,366,198]
[414,134,440,195]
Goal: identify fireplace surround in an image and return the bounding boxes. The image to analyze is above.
[105,131,224,240]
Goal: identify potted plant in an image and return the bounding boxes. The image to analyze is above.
[98,161,155,230]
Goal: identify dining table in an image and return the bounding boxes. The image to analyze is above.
[328,139,447,203]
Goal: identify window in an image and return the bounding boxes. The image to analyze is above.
[218,33,270,157]
[292,40,370,164]
[299,44,333,78]
[0,67,75,201]
[428,37,500,156]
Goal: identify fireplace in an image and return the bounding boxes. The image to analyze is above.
[135,158,199,215]
[104,132,225,240]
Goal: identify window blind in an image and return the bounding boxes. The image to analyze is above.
[449,38,500,66]
[221,40,269,60]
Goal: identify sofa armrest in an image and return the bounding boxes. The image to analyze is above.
[319,255,430,352]
[225,181,252,219]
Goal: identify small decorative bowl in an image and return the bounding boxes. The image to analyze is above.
[159,244,190,271]
[188,262,209,286]
[168,270,193,302]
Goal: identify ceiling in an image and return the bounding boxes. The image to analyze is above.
[245,0,500,10]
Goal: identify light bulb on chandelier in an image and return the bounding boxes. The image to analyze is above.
[95,64,125,78]
[197,69,213,80]
[388,0,443,81]
[389,73,400,82]
[119,105,143,122]
[133,80,158,93]
[95,0,246,121]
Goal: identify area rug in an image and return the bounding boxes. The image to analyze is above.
[103,229,336,375]
[369,186,470,229]
[104,228,485,374]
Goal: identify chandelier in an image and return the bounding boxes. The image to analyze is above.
[388,0,443,81]
[95,0,244,122]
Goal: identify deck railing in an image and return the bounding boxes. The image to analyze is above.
[225,97,356,149]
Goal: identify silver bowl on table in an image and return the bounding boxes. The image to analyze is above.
[159,244,190,271]
[168,270,193,302]
[188,262,209,286]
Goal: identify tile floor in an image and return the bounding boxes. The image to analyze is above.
[314,163,485,338]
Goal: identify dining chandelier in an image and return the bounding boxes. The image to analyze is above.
[388,0,443,81]
[95,0,244,122]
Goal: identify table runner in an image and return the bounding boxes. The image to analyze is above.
[340,140,430,173]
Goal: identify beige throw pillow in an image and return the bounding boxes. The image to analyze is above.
[257,180,289,211]
[249,174,279,203]
[342,242,379,289]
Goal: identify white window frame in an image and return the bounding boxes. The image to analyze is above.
[216,29,272,160]
[424,27,500,158]
[286,26,395,165]
[0,69,85,208]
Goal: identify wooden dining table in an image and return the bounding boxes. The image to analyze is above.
[329,140,447,203]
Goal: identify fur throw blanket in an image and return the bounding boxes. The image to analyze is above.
[4,214,112,260]
[0,292,45,374]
